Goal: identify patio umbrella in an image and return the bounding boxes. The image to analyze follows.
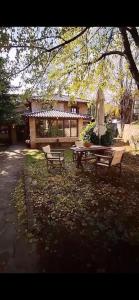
[95,88,106,143]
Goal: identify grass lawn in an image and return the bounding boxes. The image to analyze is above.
[21,147,139,273]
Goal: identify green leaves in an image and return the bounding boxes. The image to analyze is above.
[0,57,16,123]
[0,26,138,103]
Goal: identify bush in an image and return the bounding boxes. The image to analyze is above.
[80,122,96,142]
[101,125,114,146]
[80,122,118,146]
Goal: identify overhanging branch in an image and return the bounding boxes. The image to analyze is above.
[86,50,125,66]
[126,27,139,48]
[1,27,88,53]
[9,50,47,77]
[119,27,139,89]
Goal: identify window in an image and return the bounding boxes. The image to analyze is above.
[64,120,70,137]
[36,118,78,137]
[57,120,64,136]
[64,120,78,137]
[71,107,77,113]
[49,120,57,136]
[70,120,78,137]
[36,119,49,137]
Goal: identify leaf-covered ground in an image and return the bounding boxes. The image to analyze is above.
[24,148,139,273]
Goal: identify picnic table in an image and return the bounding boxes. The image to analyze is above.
[70,145,112,168]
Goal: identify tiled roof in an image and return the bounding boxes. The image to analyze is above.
[24,109,91,119]
[29,94,90,103]
[53,94,90,103]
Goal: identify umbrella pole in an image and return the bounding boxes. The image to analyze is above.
[98,127,101,145]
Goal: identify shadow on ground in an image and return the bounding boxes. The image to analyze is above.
[24,149,139,273]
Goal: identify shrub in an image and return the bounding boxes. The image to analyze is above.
[80,122,118,146]
[101,125,114,146]
[80,122,96,142]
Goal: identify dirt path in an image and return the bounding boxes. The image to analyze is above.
[0,145,38,272]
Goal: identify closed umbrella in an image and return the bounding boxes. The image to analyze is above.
[95,88,106,143]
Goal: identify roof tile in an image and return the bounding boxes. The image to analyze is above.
[23,109,91,119]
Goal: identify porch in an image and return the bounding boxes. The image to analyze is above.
[24,109,91,149]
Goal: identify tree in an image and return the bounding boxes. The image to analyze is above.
[120,90,134,124]
[0,57,15,124]
[104,103,120,119]
[0,26,139,96]
[119,27,139,89]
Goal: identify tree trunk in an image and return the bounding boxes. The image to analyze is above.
[120,91,133,124]
[128,27,139,48]
[119,27,139,90]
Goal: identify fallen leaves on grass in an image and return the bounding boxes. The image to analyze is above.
[23,149,139,272]
[12,177,27,229]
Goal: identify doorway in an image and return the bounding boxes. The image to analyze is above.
[16,125,27,142]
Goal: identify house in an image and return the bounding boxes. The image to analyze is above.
[24,94,92,148]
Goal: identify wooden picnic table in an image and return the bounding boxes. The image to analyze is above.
[70,145,112,168]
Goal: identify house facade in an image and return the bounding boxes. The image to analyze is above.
[24,95,92,148]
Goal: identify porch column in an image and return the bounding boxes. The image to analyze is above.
[78,119,83,136]
[11,124,17,144]
[29,117,36,148]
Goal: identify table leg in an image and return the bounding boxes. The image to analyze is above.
[76,152,83,168]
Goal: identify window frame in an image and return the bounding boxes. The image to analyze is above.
[36,118,78,138]
[71,106,78,113]
[70,119,78,137]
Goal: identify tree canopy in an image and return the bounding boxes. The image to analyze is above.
[0,27,139,101]
[0,57,15,124]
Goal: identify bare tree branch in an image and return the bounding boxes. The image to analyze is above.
[86,50,125,66]
[1,27,88,52]
[126,27,133,34]
[126,27,139,48]
[53,49,125,75]
[104,28,114,54]
[119,27,139,89]
[3,27,89,78]
[94,50,125,62]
